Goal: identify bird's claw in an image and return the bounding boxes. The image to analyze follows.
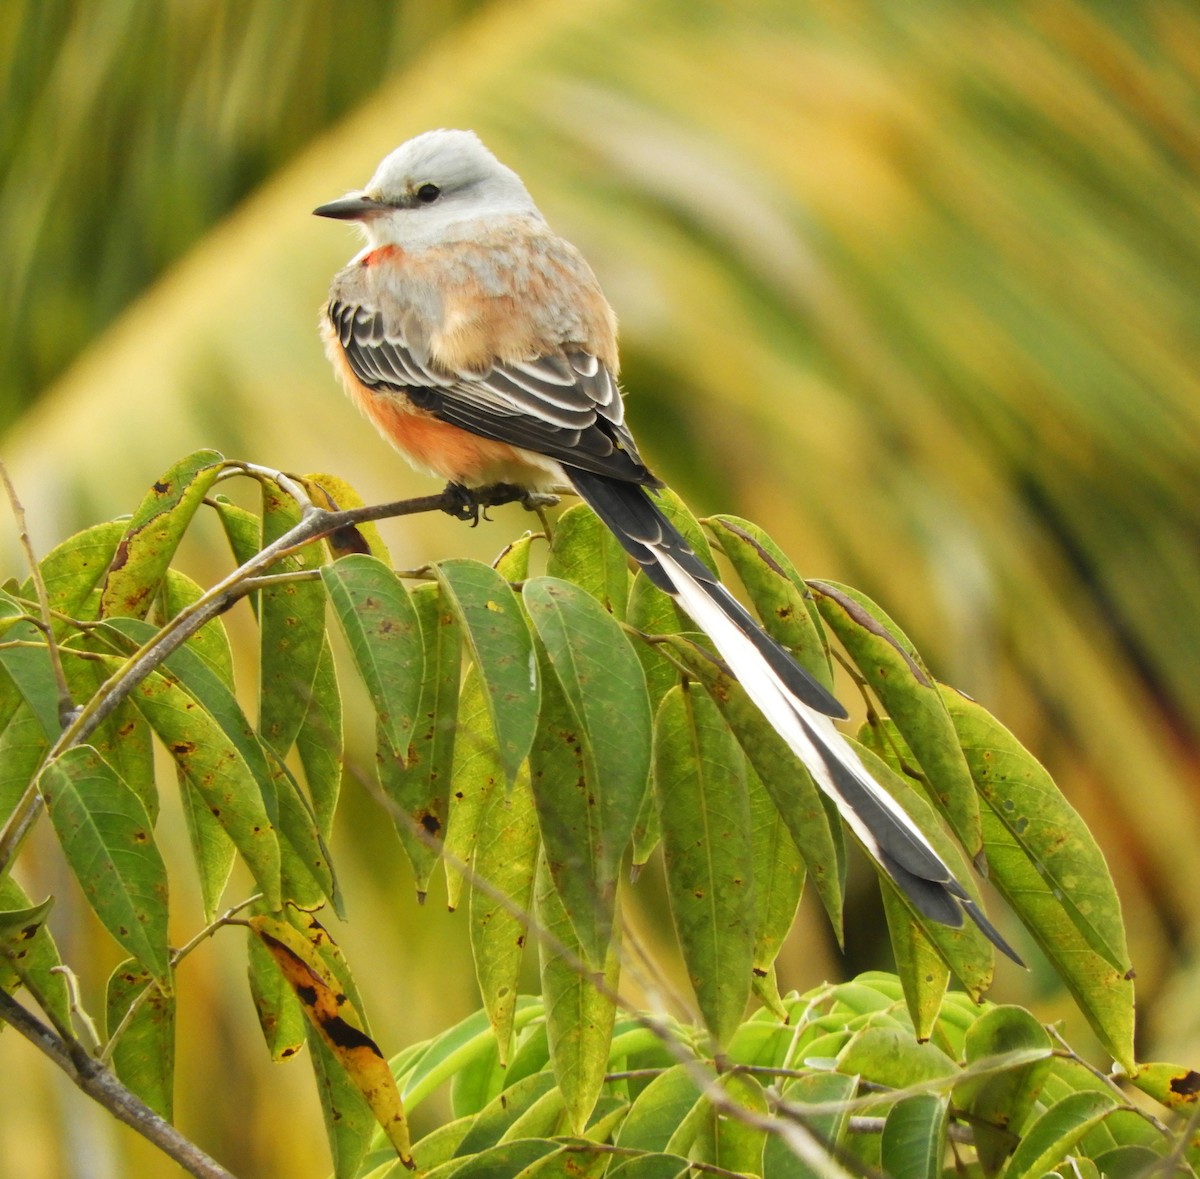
[441,482,553,526]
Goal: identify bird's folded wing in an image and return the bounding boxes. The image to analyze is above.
[329,299,651,482]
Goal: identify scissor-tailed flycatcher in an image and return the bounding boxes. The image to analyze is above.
[315,129,1020,964]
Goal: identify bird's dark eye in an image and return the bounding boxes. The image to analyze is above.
[416,183,441,203]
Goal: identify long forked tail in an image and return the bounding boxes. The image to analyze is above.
[568,469,1023,966]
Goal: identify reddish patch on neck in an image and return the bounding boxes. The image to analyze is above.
[361,244,401,267]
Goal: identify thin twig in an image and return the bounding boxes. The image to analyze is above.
[100,895,262,1064]
[846,1116,975,1144]
[0,460,75,728]
[0,989,237,1179]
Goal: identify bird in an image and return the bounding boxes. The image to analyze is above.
[314,128,1021,965]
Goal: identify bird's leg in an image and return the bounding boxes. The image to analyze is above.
[441,482,557,526]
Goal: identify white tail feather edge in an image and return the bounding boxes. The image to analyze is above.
[653,547,950,884]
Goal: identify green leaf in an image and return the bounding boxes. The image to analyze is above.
[26,518,127,634]
[706,515,834,692]
[470,764,539,1064]
[455,1072,559,1156]
[436,557,538,785]
[653,684,754,1047]
[524,577,651,962]
[848,737,996,997]
[444,664,502,911]
[546,503,631,619]
[296,637,343,840]
[493,534,534,582]
[1091,1145,1166,1179]
[398,997,542,1113]
[614,1065,703,1153]
[308,1021,375,1179]
[943,686,1134,1067]
[99,449,224,619]
[0,878,70,1030]
[378,581,460,896]
[881,1094,948,1179]
[160,568,235,688]
[212,496,263,608]
[130,666,281,909]
[535,856,619,1134]
[702,1072,768,1177]
[321,554,424,763]
[435,1138,559,1179]
[606,1155,691,1179]
[650,487,719,573]
[106,959,175,1120]
[0,625,62,739]
[40,745,170,981]
[748,756,805,976]
[959,1005,1053,1176]
[0,698,49,824]
[61,640,157,819]
[178,776,236,923]
[836,1026,958,1089]
[999,1091,1118,1179]
[101,618,334,912]
[258,483,328,756]
[811,580,981,857]
[246,929,306,1062]
[879,886,949,1042]
[765,1071,858,1179]
[668,638,845,938]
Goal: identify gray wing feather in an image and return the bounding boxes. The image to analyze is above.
[328,298,650,483]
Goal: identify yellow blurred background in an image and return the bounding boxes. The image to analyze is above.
[3,1,1200,1175]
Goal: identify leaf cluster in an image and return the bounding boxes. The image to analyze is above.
[0,452,1192,1178]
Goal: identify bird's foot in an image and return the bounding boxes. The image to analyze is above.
[440,482,557,525]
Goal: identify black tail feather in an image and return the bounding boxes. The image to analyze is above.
[568,468,846,718]
[566,467,1025,968]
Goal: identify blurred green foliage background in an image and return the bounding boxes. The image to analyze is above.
[3,1,1200,1175]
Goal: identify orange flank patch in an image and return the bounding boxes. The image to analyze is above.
[320,322,553,486]
[360,244,402,267]
[358,393,539,485]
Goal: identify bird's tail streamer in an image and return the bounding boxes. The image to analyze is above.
[568,468,1022,965]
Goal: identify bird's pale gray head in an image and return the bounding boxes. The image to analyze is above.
[314,129,541,246]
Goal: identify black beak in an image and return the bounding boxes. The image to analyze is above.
[312,194,386,221]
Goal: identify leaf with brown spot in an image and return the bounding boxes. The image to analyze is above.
[470,764,538,1064]
[100,450,224,620]
[250,913,411,1167]
[810,580,982,858]
[246,928,306,1062]
[706,514,835,693]
[322,554,424,764]
[546,503,632,620]
[0,878,70,1030]
[436,558,538,786]
[21,518,127,636]
[524,578,651,967]
[653,684,753,1047]
[443,663,502,911]
[534,856,618,1136]
[378,582,460,897]
[127,662,281,910]
[304,471,392,564]
[259,483,329,759]
[40,745,171,982]
[106,957,176,1121]
[943,687,1133,1068]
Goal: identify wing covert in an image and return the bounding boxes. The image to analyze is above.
[328,298,652,483]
